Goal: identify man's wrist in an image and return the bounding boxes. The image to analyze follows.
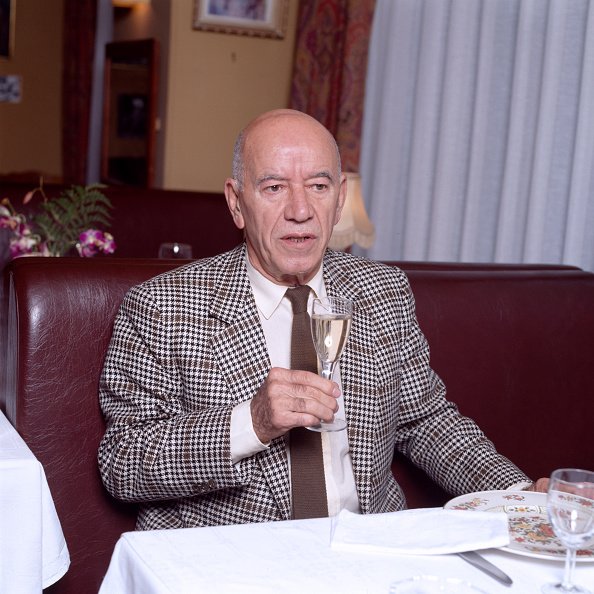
[230,400,269,465]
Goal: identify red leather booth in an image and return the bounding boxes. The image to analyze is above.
[2,256,594,593]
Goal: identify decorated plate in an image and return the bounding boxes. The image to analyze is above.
[444,490,594,561]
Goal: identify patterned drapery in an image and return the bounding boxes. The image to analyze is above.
[290,0,375,172]
[62,0,97,185]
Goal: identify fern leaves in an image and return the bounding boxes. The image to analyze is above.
[33,184,114,256]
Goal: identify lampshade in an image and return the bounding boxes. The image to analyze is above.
[329,172,375,250]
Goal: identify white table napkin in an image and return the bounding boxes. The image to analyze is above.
[331,508,509,555]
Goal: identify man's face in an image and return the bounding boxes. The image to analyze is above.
[225,113,346,286]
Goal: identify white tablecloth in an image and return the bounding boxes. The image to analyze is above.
[99,515,594,594]
[0,410,70,593]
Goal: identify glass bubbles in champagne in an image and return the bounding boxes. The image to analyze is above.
[309,296,353,432]
[541,468,594,594]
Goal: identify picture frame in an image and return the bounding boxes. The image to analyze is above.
[0,0,15,59]
[193,0,288,39]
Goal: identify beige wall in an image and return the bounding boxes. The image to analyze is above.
[0,0,64,179]
[0,0,298,191]
[163,0,299,192]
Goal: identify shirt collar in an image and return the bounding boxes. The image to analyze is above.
[246,255,325,320]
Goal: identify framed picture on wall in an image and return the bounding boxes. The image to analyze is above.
[0,0,15,58]
[193,0,288,39]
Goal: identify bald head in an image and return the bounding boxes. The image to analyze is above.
[232,110,341,191]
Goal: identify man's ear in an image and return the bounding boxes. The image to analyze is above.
[224,178,245,230]
[334,174,347,226]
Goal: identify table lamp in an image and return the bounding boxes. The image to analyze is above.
[329,172,375,251]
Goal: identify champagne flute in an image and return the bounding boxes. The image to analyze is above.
[309,296,352,432]
[542,468,594,594]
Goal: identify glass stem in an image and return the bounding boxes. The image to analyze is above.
[561,547,576,590]
[320,361,336,381]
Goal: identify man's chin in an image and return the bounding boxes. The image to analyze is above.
[276,260,320,286]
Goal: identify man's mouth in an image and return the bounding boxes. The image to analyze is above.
[282,234,316,243]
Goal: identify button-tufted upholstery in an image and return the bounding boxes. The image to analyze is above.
[1,256,593,593]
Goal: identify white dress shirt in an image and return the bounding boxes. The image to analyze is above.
[230,258,360,515]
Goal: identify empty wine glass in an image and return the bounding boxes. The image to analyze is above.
[158,242,193,259]
[309,296,352,432]
[542,468,594,593]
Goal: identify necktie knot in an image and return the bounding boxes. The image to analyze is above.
[285,285,310,314]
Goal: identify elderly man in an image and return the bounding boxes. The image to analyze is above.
[98,109,546,530]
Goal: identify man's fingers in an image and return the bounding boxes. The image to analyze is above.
[269,367,340,398]
[529,477,549,492]
[288,369,341,397]
[290,394,336,421]
[251,368,340,442]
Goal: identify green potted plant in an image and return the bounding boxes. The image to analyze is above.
[0,180,116,258]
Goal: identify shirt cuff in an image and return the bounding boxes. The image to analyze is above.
[230,400,269,465]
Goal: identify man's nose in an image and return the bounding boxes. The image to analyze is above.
[285,187,312,221]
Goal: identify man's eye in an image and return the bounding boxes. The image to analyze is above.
[313,184,327,191]
[267,184,282,192]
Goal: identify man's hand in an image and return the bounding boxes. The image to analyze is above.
[525,477,550,492]
[527,477,594,497]
[250,367,340,443]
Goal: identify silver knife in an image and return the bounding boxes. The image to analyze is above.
[457,550,513,586]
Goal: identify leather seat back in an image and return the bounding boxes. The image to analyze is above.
[2,257,182,594]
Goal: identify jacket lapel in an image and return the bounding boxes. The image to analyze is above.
[323,253,378,513]
[208,245,292,519]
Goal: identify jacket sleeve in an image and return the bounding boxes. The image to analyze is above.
[97,284,252,503]
[388,269,530,495]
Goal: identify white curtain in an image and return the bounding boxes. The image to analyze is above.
[359,0,594,272]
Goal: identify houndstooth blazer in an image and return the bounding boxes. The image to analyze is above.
[98,244,528,530]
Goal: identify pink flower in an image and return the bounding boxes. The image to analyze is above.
[102,232,117,255]
[9,233,40,258]
[4,214,42,257]
[22,190,36,205]
[0,205,23,231]
[0,203,11,222]
[76,229,117,257]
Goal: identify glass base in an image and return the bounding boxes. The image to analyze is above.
[307,418,347,432]
[542,582,593,593]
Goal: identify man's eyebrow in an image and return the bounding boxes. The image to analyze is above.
[256,174,286,185]
[308,171,334,182]
[308,170,334,183]
[255,171,335,185]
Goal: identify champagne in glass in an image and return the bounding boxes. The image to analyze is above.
[542,468,594,593]
[309,296,353,432]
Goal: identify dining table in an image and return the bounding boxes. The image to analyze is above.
[98,509,594,594]
[0,409,70,593]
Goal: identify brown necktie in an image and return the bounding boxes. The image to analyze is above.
[285,286,328,519]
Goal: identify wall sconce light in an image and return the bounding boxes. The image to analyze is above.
[329,172,376,251]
